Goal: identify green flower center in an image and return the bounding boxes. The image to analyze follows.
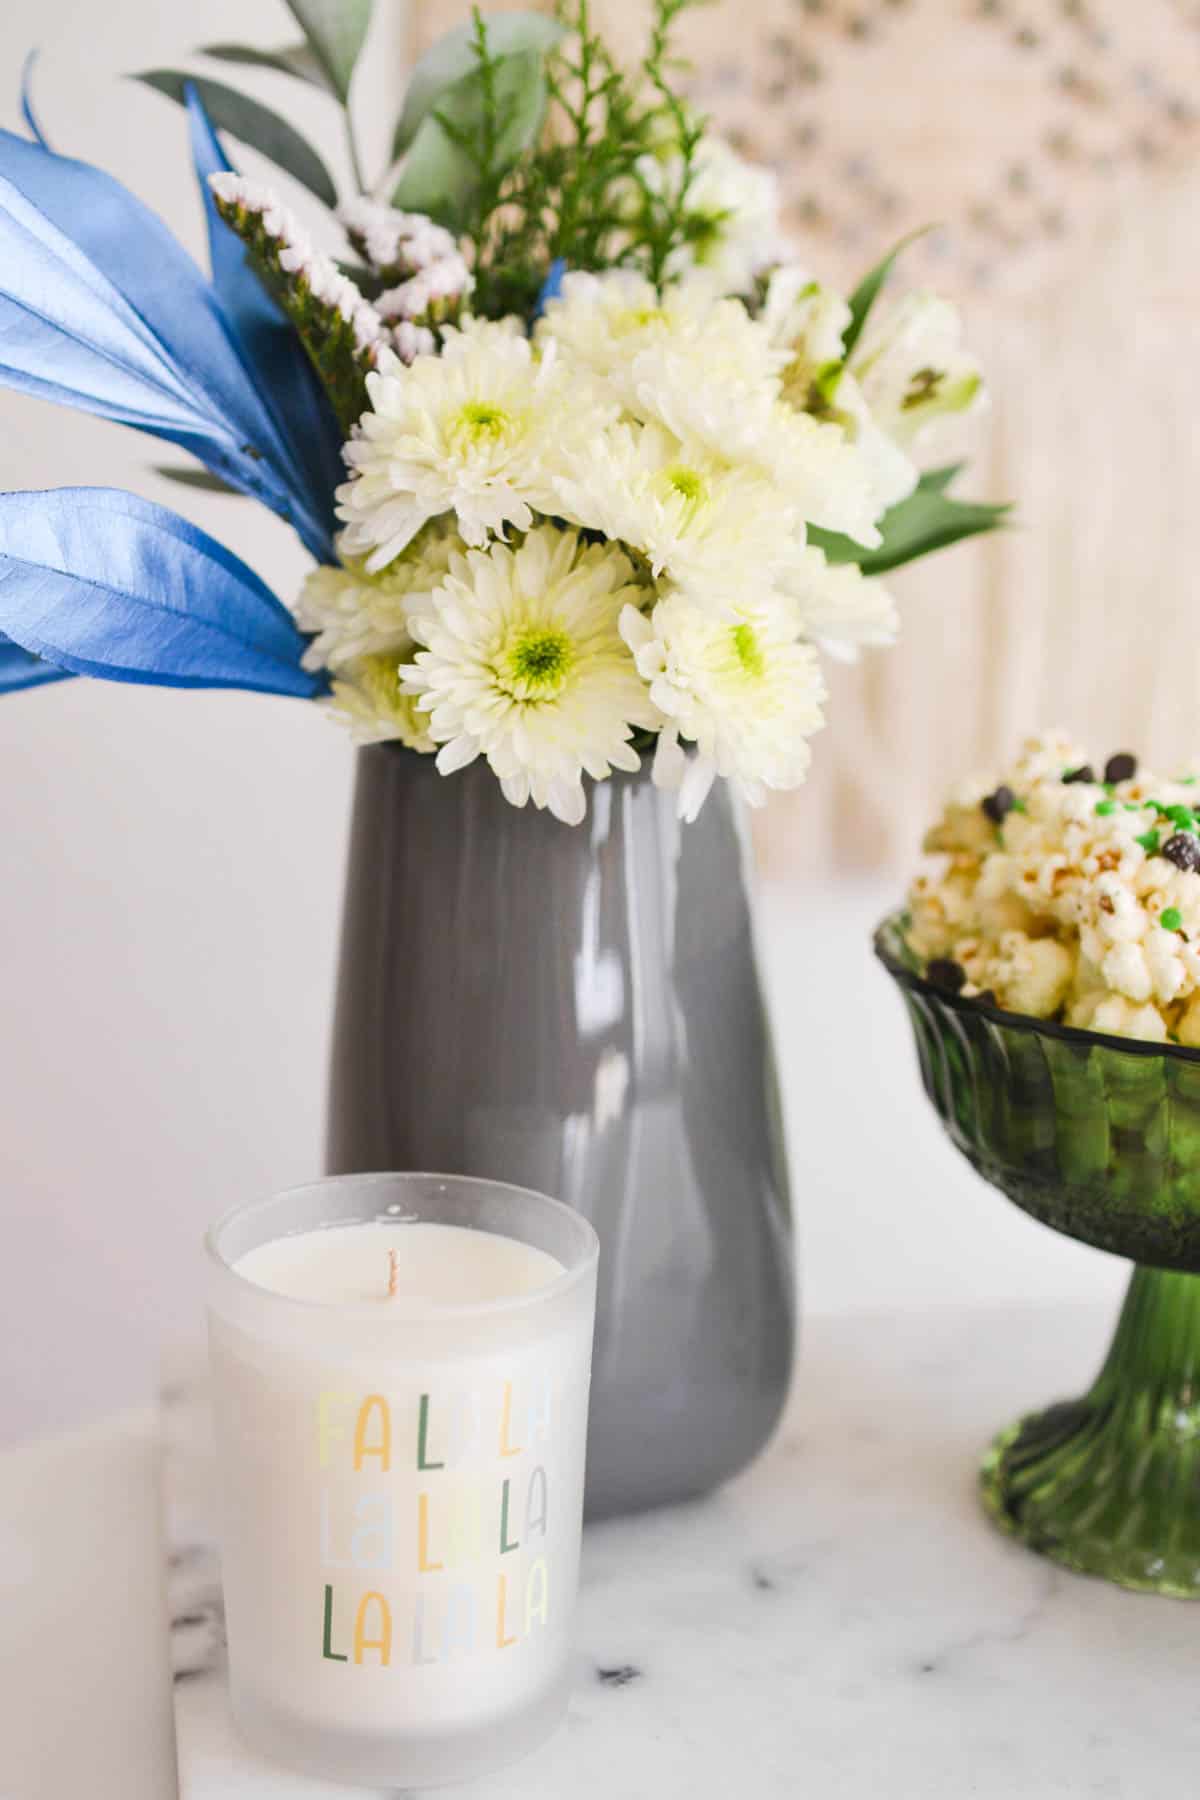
[452,400,513,447]
[500,626,574,699]
[732,622,766,679]
[616,305,668,334]
[664,465,708,505]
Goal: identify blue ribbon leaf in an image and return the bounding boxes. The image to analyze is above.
[19,51,50,148]
[0,631,72,692]
[0,128,335,562]
[0,488,325,697]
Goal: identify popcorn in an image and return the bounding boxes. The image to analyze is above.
[906,731,1200,1043]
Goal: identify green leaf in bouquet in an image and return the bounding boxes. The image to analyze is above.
[391,12,564,158]
[200,42,334,93]
[137,71,338,206]
[842,226,930,358]
[281,0,374,102]
[153,466,243,496]
[391,50,549,226]
[809,466,1012,576]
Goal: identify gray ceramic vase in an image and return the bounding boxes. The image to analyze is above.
[326,745,794,1519]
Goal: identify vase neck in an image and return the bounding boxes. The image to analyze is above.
[1094,1265,1200,1406]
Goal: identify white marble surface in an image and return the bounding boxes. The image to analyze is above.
[159,1301,1200,1800]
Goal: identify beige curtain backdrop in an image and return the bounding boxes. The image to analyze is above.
[407,0,1200,875]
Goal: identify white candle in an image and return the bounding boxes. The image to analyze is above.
[206,1175,599,1790]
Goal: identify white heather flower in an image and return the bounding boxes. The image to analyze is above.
[294,522,458,670]
[552,420,801,601]
[328,651,437,750]
[849,292,984,446]
[620,591,826,820]
[208,174,384,356]
[650,137,782,295]
[401,526,659,826]
[336,323,601,566]
[537,269,781,404]
[376,252,474,322]
[780,546,898,662]
[338,197,458,274]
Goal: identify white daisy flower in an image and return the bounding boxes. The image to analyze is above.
[849,292,984,446]
[402,525,659,826]
[336,322,602,567]
[294,522,459,670]
[537,269,781,404]
[620,591,826,820]
[551,420,801,601]
[328,651,438,750]
[631,347,883,548]
[779,546,898,663]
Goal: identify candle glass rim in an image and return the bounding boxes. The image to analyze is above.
[205,1170,600,1324]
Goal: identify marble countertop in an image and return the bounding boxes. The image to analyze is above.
[8,1302,1199,1800]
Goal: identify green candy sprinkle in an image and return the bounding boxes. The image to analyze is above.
[1094,800,1117,816]
[1009,796,1027,813]
[1137,829,1161,854]
[1166,805,1195,830]
[1123,802,1143,812]
[1162,907,1184,932]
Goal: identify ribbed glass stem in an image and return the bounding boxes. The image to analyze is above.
[982,1266,1200,1595]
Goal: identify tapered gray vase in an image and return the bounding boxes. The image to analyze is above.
[326,745,794,1519]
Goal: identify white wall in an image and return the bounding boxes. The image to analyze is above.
[0,0,1122,1448]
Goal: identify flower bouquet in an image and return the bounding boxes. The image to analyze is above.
[0,0,1002,822]
[0,0,1006,1514]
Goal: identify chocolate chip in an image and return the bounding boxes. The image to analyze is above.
[1062,764,1096,785]
[926,958,967,993]
[1104,752,1138,784]
[973,988,999,1007]
[981,784,1015,823]
[1162,833,1200,873]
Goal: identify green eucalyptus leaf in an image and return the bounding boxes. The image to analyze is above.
[842,226,931,359]
[153,465,242,496]
[809,466,1011,576]
[391,50,548,224]
[392,12,564,157]
[200,41,333,92]
[137,70,338,206]
[281,0,373,101]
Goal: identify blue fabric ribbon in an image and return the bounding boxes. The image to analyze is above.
[0,129,335,563]
[0,632,71,691]
[0,488,326,697]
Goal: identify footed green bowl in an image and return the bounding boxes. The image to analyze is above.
[876,915,1200,1598]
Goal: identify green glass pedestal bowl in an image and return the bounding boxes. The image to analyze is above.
[876,915,1200,1597]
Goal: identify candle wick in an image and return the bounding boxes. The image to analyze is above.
[387,1247,400,1299]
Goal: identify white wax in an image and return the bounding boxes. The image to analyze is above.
[235,1222,565,1306]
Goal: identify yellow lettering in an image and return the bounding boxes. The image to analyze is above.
[353,1591,392,1666]
[418,1492,444,1573]
[353,1395,391,1472]
[496,1573,517,1649]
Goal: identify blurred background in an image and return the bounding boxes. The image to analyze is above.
[8,0,1194,1444]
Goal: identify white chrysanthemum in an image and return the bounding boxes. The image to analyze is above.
[780,546,898,662]
[552,419,801,601]
[630,346,882,547]
[337,323,602,567]
[537,269,781,403]
[401,525,659,826]
[328,651,438,750]
[652,137,782,295]
[849,292,983,446]
[295,522,458,670]
[620,591,826,820]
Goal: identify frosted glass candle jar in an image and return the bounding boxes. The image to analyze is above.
[205,1173,599,1789]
